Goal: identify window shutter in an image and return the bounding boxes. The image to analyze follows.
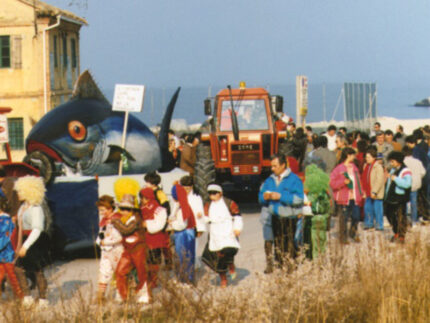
[11,35,22,69]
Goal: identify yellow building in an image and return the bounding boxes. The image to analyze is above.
[0,0,87,161]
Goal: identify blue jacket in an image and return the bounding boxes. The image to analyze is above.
[385,165,412,204]
[259,169,304,218]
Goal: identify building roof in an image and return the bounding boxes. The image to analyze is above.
[18,0,88,25]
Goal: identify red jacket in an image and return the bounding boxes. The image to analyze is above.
[141,202,169,249]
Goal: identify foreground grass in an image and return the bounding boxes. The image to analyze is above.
[1,229,430,322]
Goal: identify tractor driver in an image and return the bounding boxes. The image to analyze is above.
[238,105,254,130]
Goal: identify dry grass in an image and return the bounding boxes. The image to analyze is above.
[1,229,430,322]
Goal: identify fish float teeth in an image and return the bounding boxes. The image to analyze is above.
[71,69,109,104]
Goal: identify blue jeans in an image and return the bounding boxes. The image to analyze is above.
[294,217,304,248]
[410,191,418,224]
[260,206,274,241]
[364,198,384,230]
[173,228,196,283]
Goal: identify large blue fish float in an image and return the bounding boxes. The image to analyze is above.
[25,71,179,183]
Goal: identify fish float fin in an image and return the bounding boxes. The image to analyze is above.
[71,70,110,104]
[158,87,181,172]
[105,145,136,163]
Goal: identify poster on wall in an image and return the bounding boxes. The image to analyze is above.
[0,115,9,143]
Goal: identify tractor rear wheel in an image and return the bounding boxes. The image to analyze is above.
[23,151,55,184]
[193,144,215,202]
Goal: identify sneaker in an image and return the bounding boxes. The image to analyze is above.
[420,218,430,224]
[22,295,34,307]
[364,227,374,231]
[137,294,150,304]
[38,298,49,309]
[114,291,123,303]
[136,283,150,304]
[230,271,237,280]
[229,264,237,280]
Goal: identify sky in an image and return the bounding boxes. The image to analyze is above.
[46,0,430,91]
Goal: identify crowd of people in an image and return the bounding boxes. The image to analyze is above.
[0,120,429,307]
[259,121,430,273]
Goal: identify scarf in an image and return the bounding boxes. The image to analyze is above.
[172,184,196,229]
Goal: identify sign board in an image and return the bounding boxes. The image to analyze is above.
[0,115,9,143]
[296,75,308,125]
[112,84,145,112]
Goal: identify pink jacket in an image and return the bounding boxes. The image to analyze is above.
[330,163,363,206]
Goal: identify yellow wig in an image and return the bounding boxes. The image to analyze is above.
[15,176,46,206]
[113,177,140,207]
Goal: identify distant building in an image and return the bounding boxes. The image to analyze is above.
[0,0,87,160]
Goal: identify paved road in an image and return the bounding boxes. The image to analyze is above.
[42,202,265,304]
[36,200,422,305]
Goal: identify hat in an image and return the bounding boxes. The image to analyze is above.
[118,194,137,209]
[139,187,155,201]
[207,184,222,193]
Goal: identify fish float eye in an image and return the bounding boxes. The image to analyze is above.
[68,120,87,142]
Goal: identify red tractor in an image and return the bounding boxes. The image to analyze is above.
[194,83,290,200]
[0,108,39,178]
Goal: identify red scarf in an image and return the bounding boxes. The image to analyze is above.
[174,184,196,229]
[141,200,159,220]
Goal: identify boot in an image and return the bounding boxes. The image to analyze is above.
[264,241,274,274]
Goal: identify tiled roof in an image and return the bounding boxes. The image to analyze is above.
[18,0,88,25]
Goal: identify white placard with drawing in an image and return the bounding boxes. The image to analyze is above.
[112,84,145,112]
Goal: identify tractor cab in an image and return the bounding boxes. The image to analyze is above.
[195,83,288,200]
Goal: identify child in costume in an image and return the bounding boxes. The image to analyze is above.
[112,194,150,304]
[139,187,168,288]
[169,184,196,283]
[179,175,206,269]
[143,171,173,268]
[303,165,331,259]
[95,195,123,303]
[14,176,50,307]
[202,184,243,288]
[0,196,23,299]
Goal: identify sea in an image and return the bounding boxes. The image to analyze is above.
[104,83,430,128]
